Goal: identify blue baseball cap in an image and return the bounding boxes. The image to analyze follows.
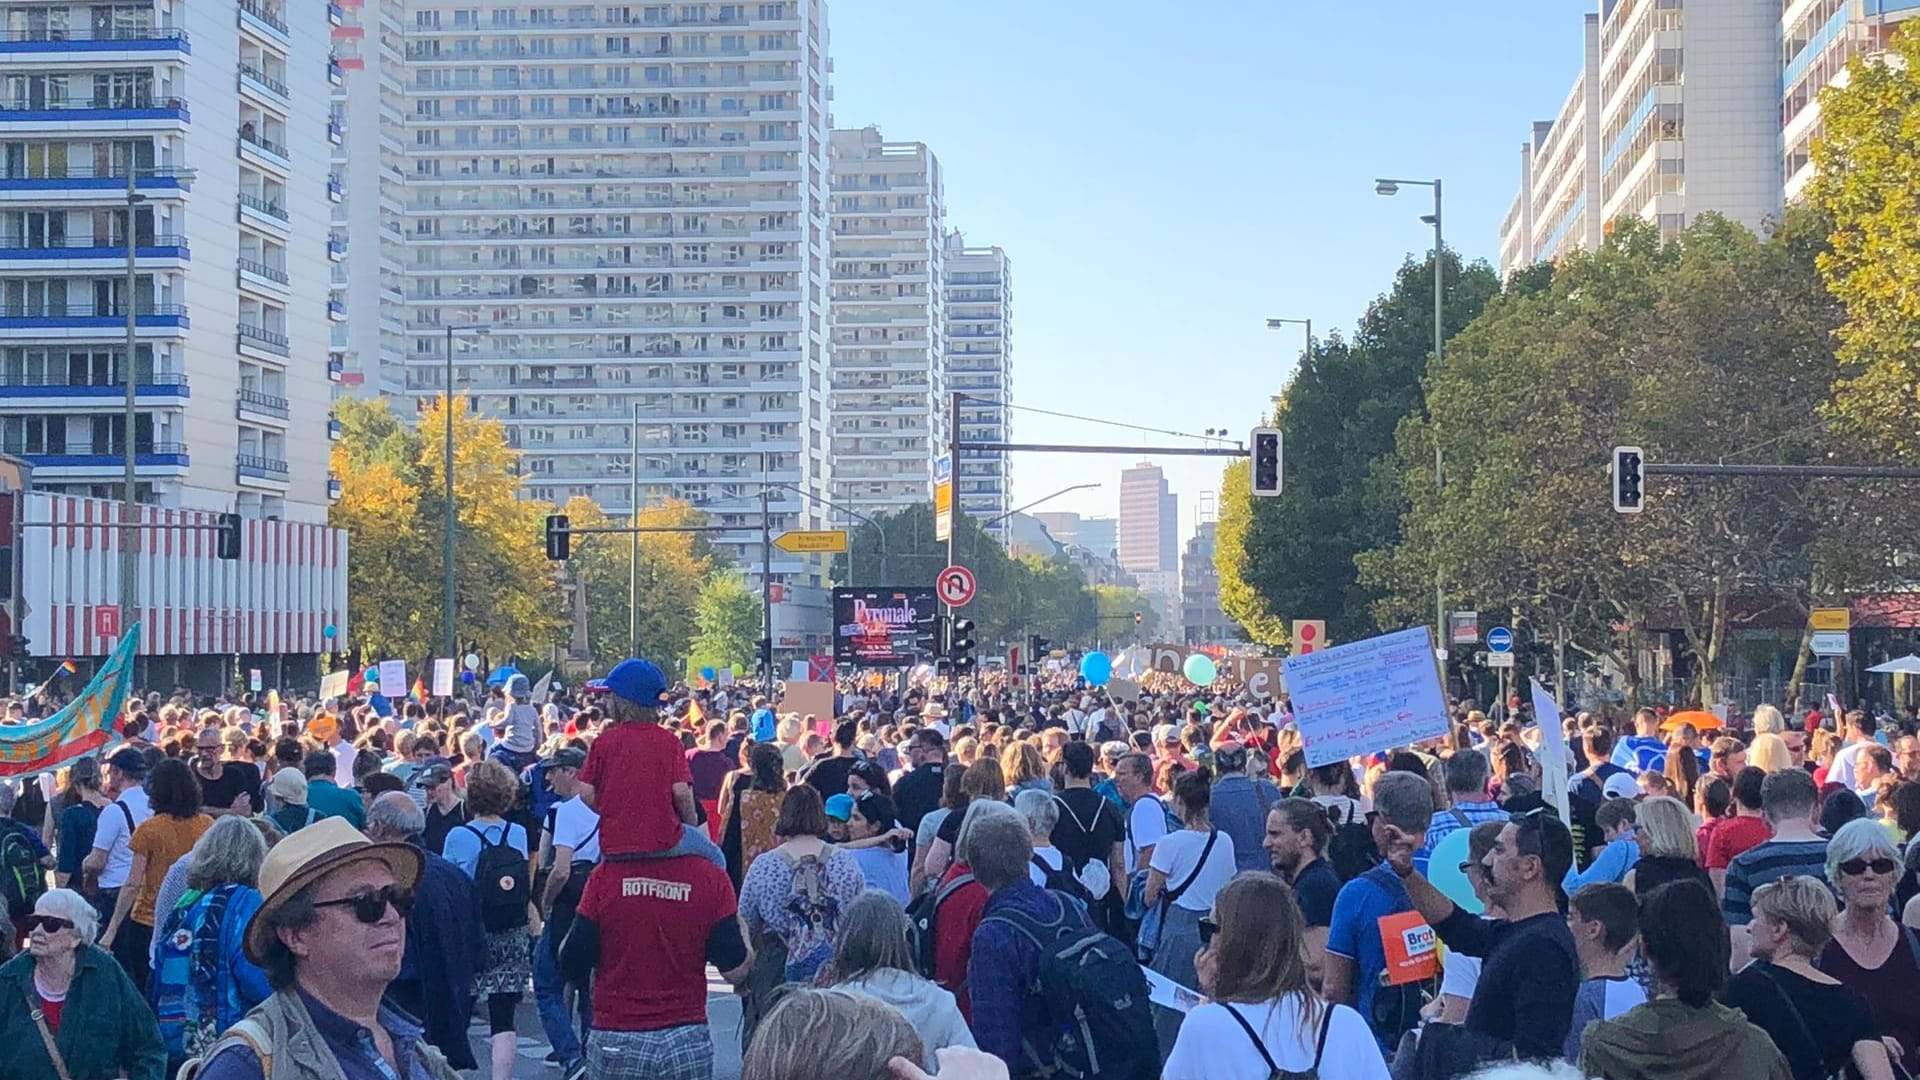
[825,793,855,821]
[603,658,669,707]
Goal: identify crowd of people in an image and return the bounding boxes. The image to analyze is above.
[2,661,1920,1080]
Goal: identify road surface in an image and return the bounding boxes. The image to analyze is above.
[471,969,744,1079]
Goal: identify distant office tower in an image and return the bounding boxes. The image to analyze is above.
[1182,520,1231,645]
[385,0,834,587]
[0,0,337,519]
[828,126,944,522]
[330,0,406,397]
[1496,1,1919,275]
[942,232,1010,540]
[1118,462,1176,575]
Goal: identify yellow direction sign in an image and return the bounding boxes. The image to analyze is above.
[1810,607,1852,632]
[773,529,849,554]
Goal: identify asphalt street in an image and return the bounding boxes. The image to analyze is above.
[470,969,744,1080]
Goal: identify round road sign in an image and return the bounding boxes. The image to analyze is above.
[1487,626,1514,653]
[937,565,977,607]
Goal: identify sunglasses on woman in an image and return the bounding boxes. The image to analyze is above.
[1839,857,1898,877]
[22,914,72,934]
[1198,917,1219,948]
[312,884,415,924]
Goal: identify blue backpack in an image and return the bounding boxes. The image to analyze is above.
[151,884,243,1059]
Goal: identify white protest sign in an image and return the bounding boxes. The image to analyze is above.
[790,660,810,683]
[432,658,455,697]
[248,668,262,692]
[1284,627,1450,767]
[318,670,348,700]
[530,670,553,704]
[377,659,407,699]
[1530,678,1570,825]
[718,667,735,686]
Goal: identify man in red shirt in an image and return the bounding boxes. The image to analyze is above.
[559,854,751,1080]
[579,658,698,857]
[1706,767,1773,896]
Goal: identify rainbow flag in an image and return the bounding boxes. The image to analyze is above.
[56,660,77,676]
[410,677,427,705]
[686,698,706,726]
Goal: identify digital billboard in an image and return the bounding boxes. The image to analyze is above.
[831,587,938,667]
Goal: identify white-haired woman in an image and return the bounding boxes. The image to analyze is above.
[829,890,975,1071]
[1820,818,1920,1075]
[150,815,273,1072]
[0,887,165,1079]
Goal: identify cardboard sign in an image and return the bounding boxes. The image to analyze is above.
[782,681,835,730]
[377,660,407,700]
[1379,910,1440,985]
[1230,657,1287,698]
[248,668,262,692]
[431,658,455,698]
[318,670,348,699]
[1285,627,1449,767]
[1108,678,1142,703]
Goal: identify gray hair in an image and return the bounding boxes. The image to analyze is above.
[365,791,425,841]
[35,887,100,945]
[957,801,1032,890]
[1014,788,1058,840]
[1751,704,1785,737]
[187,814,268,891]
[1373,770,1436,834]
[829,889,917,984]
[1827,817,1899,887]
[1444,749,1490,797]
[1462,1064,1592,1080]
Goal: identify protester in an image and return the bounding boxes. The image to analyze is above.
[81,747,151,927]
[103,757,209,989]
[1143,767,1236,1053]
[1564,882,1647,1062]
[301,749,364,828]
[1113,751,1168,882]
[687,720,735,839]
[1417,748,1506,874]
[365,791,482,1072]
[1264,797,1338,983]
[52,756,107,891]
[720,741,787,886]
[741,987,925,1080]
[1624,795,1712,896]
[739,785,864,985]
[923,758,1007,885]
[193,726,261,818]
[1577,880,1791,1080]
[578,658,698,857]
[847,791,911,904]
[263,768,317,836]
[440,758,534,1080]
[1324,769,1434,1048]
[892,728,948,836]
[148,815,272,1074]
[1164,872,1388,1080]
[1724,768,1828,925]
[1721,874,1893,1080]
[829,890,975,1069]
[186,817,459,1080]
[1204,742,1280,873]
[0,886,165,1080]
[1819,817,1920,1074]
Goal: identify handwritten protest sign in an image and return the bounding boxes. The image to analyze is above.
[377,659,407,700]
[1530,678,1570,824]
[1284,627,1449,767]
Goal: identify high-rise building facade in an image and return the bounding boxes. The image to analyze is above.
[388,0,834,583]
[941,232,1010,540]
[1497,0,1920,275]
[1182,519,1232,645]
[1117,461,1175,575]
[330,0,406,396]
[0,0,337,520]
[827,125,944,522]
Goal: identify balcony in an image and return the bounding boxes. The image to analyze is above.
[327,357,344,381]
[327,476,342,499]
[237,0,289,47]
[236,387,290,423]
[0,303,188,333]
[327,298,345,320]
[0,26,190,56]
[7,440,189,474]
[236,323,290,358]
[0,96,189,124]
[237,64,290,107]
[0,165,192,197]
[327,58,344,85]
[0,370,189,407]
[327,117,343,143]
[0,234,188,264]
[327,235,346,259]
[327,176,343,201]
[327,418,343,440]
[236,452,289,485]
[237,128,290,172]
[328,3,344,24]
[237,256,289,285]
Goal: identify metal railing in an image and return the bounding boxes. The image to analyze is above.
[0,303,186,318]
[238,192,289,221]
[0,27,188,43]
[237,129,290,159]
[236,387,290,417]
[6,440,186,456]
[238,65,289,96]
[237,256,289,284]
[0,371,187,388]
[1,165,190,182]
[0,95,185,112]
[237,0,288,34]
[0,233,186,250]
[236,452,288,475]
[236,324,290,353]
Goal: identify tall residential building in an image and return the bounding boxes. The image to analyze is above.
[1117,462,1176,575]
[1182,519,1232,645]
[827,125,944,522]
[942,232,1011,540]
[389,0,834,586]
[0,0,337,520]
[1783,1,1920,200]
[1499,16,1602,276]
[330,0,406,396]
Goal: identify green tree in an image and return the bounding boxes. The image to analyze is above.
[1092,584,1158,645]
[558,496,715,672]
[1214,251,1501,646]
[690,571,761,673]
[1805,25,1920,459]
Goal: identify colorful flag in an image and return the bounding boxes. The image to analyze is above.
[410,677,427,705]
[687,698,706,727]
[57,660,77,676]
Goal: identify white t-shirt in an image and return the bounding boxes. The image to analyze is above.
[331,740,358,788]
[1165,997,1388,1080]
[549,795,601,863]
[1440,952,1481,1002]
[1028,844,1066,887]
[1125,796,1169,876]
[1148,827,1238,912]
[91,785,152,889]
[1829,740,1865,790]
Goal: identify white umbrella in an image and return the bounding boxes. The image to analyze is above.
[1867,654,1920,674]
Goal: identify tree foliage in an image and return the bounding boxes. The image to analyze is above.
[1805,24,1920,460]
[558,495,714,672]
[690,571,761,673]
[1214,251,1501,645]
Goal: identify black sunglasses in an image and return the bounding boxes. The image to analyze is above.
[1199,917,1219,948]
[1840,857,1898,877]
[23,914,72,934]
[312,884,415,924]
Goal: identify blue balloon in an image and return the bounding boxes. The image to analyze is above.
[362,667,378,682]
[323,624,337,639]
[1425,828,1484,915]
[701,665,717,682]
[461,670,475,684]
[1079,651,1113,686]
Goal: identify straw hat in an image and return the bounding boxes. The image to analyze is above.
[243,816,422,964]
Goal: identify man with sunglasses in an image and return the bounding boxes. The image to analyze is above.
[187,817,461,1080]
[1379,805,1580,1066]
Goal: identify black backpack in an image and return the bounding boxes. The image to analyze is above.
[1032,852,1094,908]
[463,823,530,932]
[1324,803,1380,884]
[984,900,1158,1080]
[905,871,973,978]
[0,819,45,920]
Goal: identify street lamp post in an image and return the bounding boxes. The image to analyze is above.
[629,400,642,655]
[1376,177,1447,659]
[119,167,145,636]
[979,483,1102,534]
[1264,317,1313,371]
[443,323,488,658]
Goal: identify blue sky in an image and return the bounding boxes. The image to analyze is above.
[828,0,1596,543]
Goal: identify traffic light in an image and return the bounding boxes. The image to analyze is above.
[1251,427,1282,497]
[545,513,571,560]
[215,513,243,560]
[949,617,976,673]
[7,635,27,655]
[1029,634,1051,660]
[1132,611,1143,626]
[1612,446,1645,514]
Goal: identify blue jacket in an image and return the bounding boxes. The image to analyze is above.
[1564,836,1641,892]
[389,843,486,1070]
[152,882,271,1054]
[967,883,1086,1073]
